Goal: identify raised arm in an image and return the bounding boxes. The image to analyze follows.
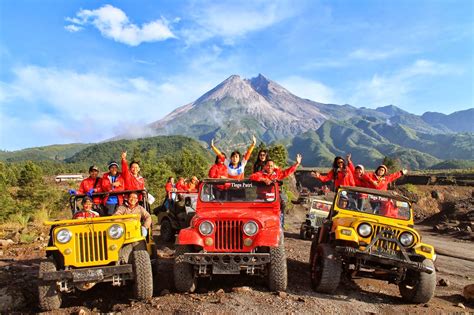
[121,151,130,181]
[346,153,355,174]
[210,138,225,158]
[243,135,257,161]
[279,154,302,179]
[312,169,334,183]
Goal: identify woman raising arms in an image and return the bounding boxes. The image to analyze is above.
[210,136,257,180]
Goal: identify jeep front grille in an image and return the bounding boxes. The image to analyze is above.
[75,231,108,263]
[370,225,402,251]
[215,220,244,250]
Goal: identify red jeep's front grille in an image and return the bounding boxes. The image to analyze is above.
[215,220,244,250]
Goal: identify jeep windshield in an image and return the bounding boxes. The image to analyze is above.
[336,189,411,220]
[200,180,277,203]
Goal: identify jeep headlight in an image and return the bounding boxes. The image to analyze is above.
[399,232,414,247]
[56,229,72,244]
[243,221,259,236]
[357,223,372,237]
[108,224,124,239]
[199,221,214,235]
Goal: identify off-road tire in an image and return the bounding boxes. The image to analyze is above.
[299,223,307,239]
[38,258,62,311]
[399,259,436,303]
[174,245,196,292]
[268,237,287,291]
[310,243,341,294]
[131,249,153,300]
[309,239,319,268]
[160,219,175,242]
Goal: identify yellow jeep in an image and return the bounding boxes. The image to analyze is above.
[37,190,155,311]
[310,186,436,303]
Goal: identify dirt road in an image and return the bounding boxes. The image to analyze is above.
[0,205,473,313]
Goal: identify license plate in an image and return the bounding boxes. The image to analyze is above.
[213,264,240,275]
[72,269,105,282]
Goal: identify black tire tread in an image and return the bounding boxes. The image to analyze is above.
[268,239,288,291]
[38,258,62,311]
[160,219,175,242]
[132,249,153,300]
[311,243,341,294]
[174,245,196,292]
[399,259,436,303]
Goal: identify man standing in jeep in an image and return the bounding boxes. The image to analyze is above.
[250,154,302,227]
[70,165,102,208]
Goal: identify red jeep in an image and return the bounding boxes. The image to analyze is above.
[173,179,287,292]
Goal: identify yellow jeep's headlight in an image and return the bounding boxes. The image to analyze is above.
[56,229,72,244]
[399,232,415,247]
[243,221,259,236]
[357,223,372,237]
[108,224,124,239]
[199,221,214,235]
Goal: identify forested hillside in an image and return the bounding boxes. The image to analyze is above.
[0,143,92,162]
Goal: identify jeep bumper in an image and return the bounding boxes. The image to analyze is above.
[40,264,133,282]
[183,253,270,275]
[335,246,434,274]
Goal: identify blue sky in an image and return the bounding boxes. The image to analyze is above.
[0,0,472,150]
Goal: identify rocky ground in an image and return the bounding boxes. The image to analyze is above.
[0,185,473,314]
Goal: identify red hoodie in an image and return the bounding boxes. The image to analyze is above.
[101,172,125,205]
[347,161,370,188]
[208,163,228,179]
[77,177,102,204]
[121,159,145,191]
[316,168,355,190]
[363,171,403,191]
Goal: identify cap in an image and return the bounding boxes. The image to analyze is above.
[355,164,365,173]
[89,165,99,172]
[108,161,119,169]
[376,164,388,173]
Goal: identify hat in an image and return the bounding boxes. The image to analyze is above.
[355,164,365,173]
[81,196,93,205]
[108,161,119,169]
[89,165,99,172]
[376,164,388,173]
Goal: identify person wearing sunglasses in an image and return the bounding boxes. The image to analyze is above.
[311,156,355,191]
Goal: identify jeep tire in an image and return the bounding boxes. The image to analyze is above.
[310,244,341,294]
[268,236,287,291]
[399,259,436,303]
[38,257,62,311]
[174,245,196,292]
[299,223,307,239]
[131,249,153,300]
[160,219,175,242]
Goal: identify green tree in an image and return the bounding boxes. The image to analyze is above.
[382,156,402,172]
[269,144,288,169]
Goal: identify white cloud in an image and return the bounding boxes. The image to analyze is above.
[279,76,338,104]
[64,24,83,33]
[181,0,300,45]
[349,47,420,61]
[348,59,463,109]
[66,4,176,46]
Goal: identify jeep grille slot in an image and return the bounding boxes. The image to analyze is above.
[215,220,243,250]
[371,225,402,251]
[75,231,108,263]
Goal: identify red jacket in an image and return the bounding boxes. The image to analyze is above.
[165,182,175,198]
[73,210,100,219]
[101,173,125,205]
[77,177,102,204]
[347,161,370,188]
[121,159,145,191]
[176,180,187,192]
[208,163,228,179]
[249,163,299,182]
[316,168,355,190]
[363,171,402,191]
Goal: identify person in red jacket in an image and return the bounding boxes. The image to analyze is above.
[250,154,302,228]
[187,176,199,192]
[208,155,228,179]
[312,156,355,191]
[346,154,370,188]
[73,197,100,219]
[72,165,102,206]
[121,151,145,191]
[163,177,176,210]
[210,136,256,179]
[363,164,407,191]
[101,161,125,216]
[176,177,187,192]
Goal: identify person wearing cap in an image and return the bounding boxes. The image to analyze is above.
[311,156,355,191]
[120,151,145,191]
[208,154,228,179]
[73,196,100,219]
[346,153,370,188]
[101,161,125,215]
[74,165,103,206]
[114,192,152,237]
[363,164,408,191]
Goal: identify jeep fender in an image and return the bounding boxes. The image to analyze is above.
[413,242,436,261]
[334,226,359,244]
[177,229,204,247]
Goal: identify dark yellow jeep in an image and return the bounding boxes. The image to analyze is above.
[37,190,155,311]
[310,186,436,303]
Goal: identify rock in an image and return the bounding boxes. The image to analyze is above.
[457,303,465,309]
[438,278,450,287]
[0,250,3,256]
[160,289,170,296]
[0,287,26,312]
[463,284,474,301]
[232,286,252,293]
[423,304,429,307]
[431,190,439,199]
[216,289,225,295]
[0,239,14,247]
[466,226,472,233]
[297,297,305,303]
[277,291,288,298]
